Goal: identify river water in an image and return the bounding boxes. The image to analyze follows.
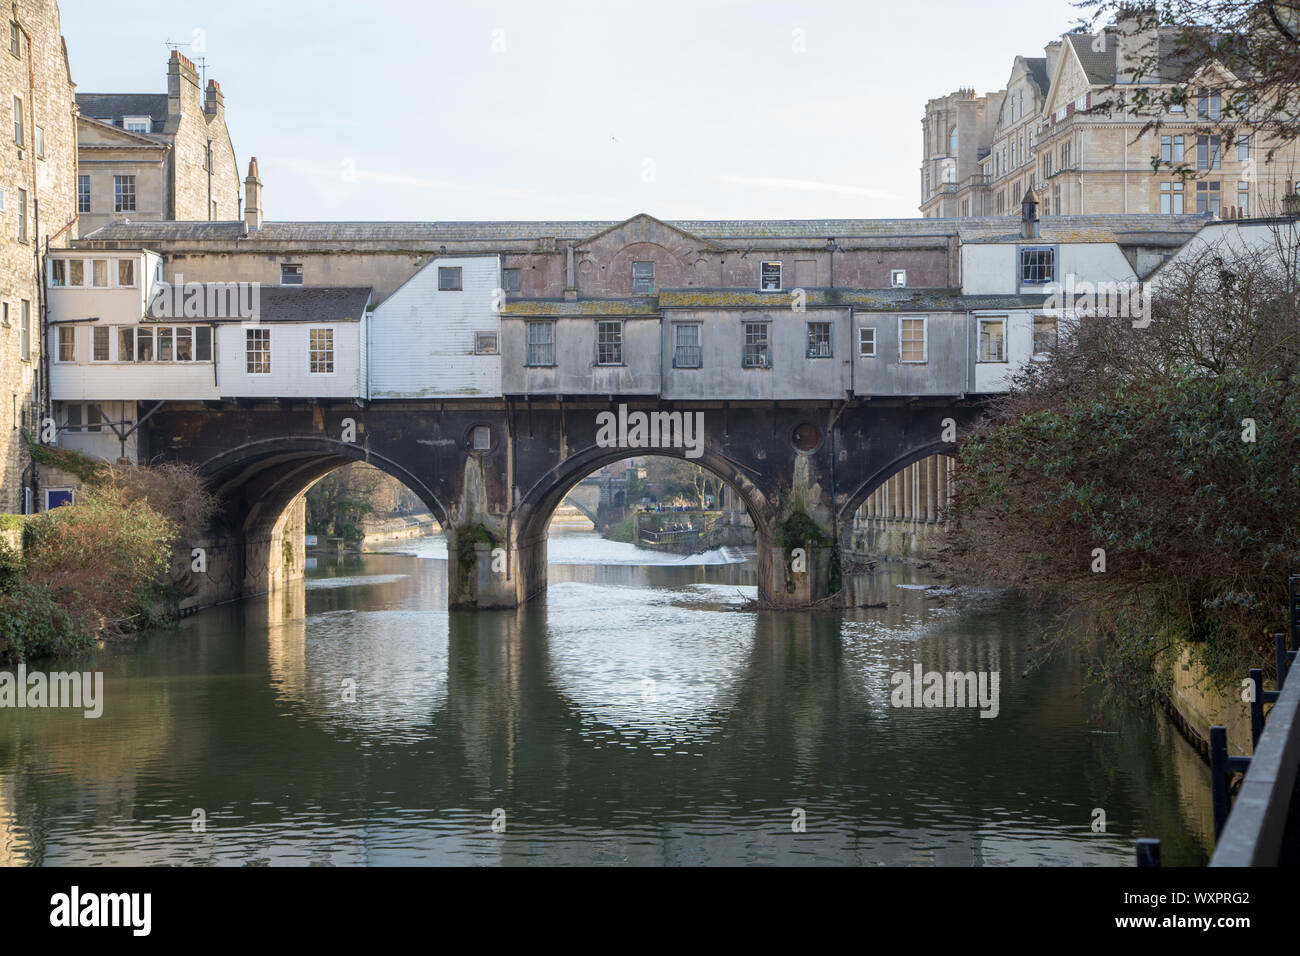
[0,528,1213,866]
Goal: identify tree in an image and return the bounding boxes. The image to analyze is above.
[949,232,1300,692]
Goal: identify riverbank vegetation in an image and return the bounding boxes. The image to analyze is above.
[0,446,216,663]
[949,240,1300,698]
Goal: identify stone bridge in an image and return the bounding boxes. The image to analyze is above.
[147,397,984,609]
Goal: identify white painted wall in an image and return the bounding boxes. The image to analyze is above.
[962,245,1017,295]
[50,323,219,401]
[369,256,502,399]
[216,322,363,398]
[47,251,161,325]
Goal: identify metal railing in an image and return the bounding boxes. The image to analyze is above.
[1137,573,1300,866]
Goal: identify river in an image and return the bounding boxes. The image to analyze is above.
[0,528,1213,866]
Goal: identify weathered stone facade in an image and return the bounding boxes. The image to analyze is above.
[922,19,1300,219]
[0,0,77,514]
[75,50,239,236]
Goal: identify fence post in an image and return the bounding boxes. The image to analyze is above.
[1210,725,1230,839]
[1250,667,1265,749]
[1279,633,1291,692]
[1136,838,1161,868]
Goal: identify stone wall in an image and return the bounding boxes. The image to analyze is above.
[0,0,77,515]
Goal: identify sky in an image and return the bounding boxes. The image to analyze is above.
[60,0,1086,223]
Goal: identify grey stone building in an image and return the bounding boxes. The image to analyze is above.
[75,50,239,237]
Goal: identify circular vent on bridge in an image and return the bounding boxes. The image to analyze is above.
[792,423,822,452]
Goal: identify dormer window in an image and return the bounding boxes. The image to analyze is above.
[123,116,150,134]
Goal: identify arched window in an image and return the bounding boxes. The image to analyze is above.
[949,126,958,155]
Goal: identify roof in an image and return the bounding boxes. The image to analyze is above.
[80,214,1209,248]
[76,93,168,134]
[1025,57,1049,93]
[1066,32,1117,84]
[146,285,372,323]
[1065,27,1219,87]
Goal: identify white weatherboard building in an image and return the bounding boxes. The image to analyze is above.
[368,256,502,400]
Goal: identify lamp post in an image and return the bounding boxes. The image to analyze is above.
[1271,2,1300,41]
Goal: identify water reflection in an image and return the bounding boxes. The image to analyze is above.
[0,530,1212,865]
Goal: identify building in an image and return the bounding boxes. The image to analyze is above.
[75,50,239,237]
[921,17,1300,219]
[0,0,78,515]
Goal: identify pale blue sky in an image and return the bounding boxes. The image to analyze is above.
[61,0,1085,222]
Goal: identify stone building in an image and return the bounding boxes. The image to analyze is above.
[75,50,239,236]
[921,17,1300,219]
[0,0,77,515]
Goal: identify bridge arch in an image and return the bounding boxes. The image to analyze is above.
[197,436,451,597]
[835,439,960,529]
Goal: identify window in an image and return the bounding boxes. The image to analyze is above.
[118,327,134,363]
[19,300,29,360]
[57,326,74,362]
[195,326,212,362]
[246,328,270,374]
[502,268,520,293]
[742,322,771,368]
[949,126,958,154]
[1033,316,1058,357]
[280,263,303,286]
[175,327,192,361]
[890,269,907,288]
[1197,135,1221,171]
[117,259,135,287]
[475,332,499,355]
[858,326,876,357]
[33,126,42,158]
[9,21,18,58]
[113,175,135,212]
[157,326,173,361]
[1238,181,1250,218]
[978,318,1006,362]
[806,321,832,358]
[16,187,25,241]
[2,303,9,328]
[64,404,81,433]
[1197,180,1221,216]
[632,261,654,294]
[77,175,90,213]
[136,327,153,361]
[123,116,150,134]
[68,259,84,286]
[91,259,108,287]
[1197,87,1221,121]
[526,321,554,366]
[1160,181,1185,214]
[899,316,927,363]
[760,261,782,291]
[12,95,20,145]
[85,405,102,434]
[1019,246,1055,285]
[470,425,492,452]
[309,328,333,373]
[596,320,623,365]
[1160,136,1186,163]
[438,266,462,291]
[1239,135,1250,162]
[673,323,701,368]
[50,259,66,286]
[45,489,75,510]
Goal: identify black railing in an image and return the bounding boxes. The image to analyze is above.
[1137,572,1300,866]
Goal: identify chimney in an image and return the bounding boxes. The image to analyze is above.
[1044,40,1062,80]
[1115,9,1159,84]
[1021,188,1039,239]
[244,157,262,231]
[205,79,223,116]
[167,49,201,118]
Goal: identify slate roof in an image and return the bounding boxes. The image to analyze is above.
[82,214,1211,247]
[1066,28,1219,86]
[146,285,372,323]
[76,93,168,134]
[1025,57,1049,93]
